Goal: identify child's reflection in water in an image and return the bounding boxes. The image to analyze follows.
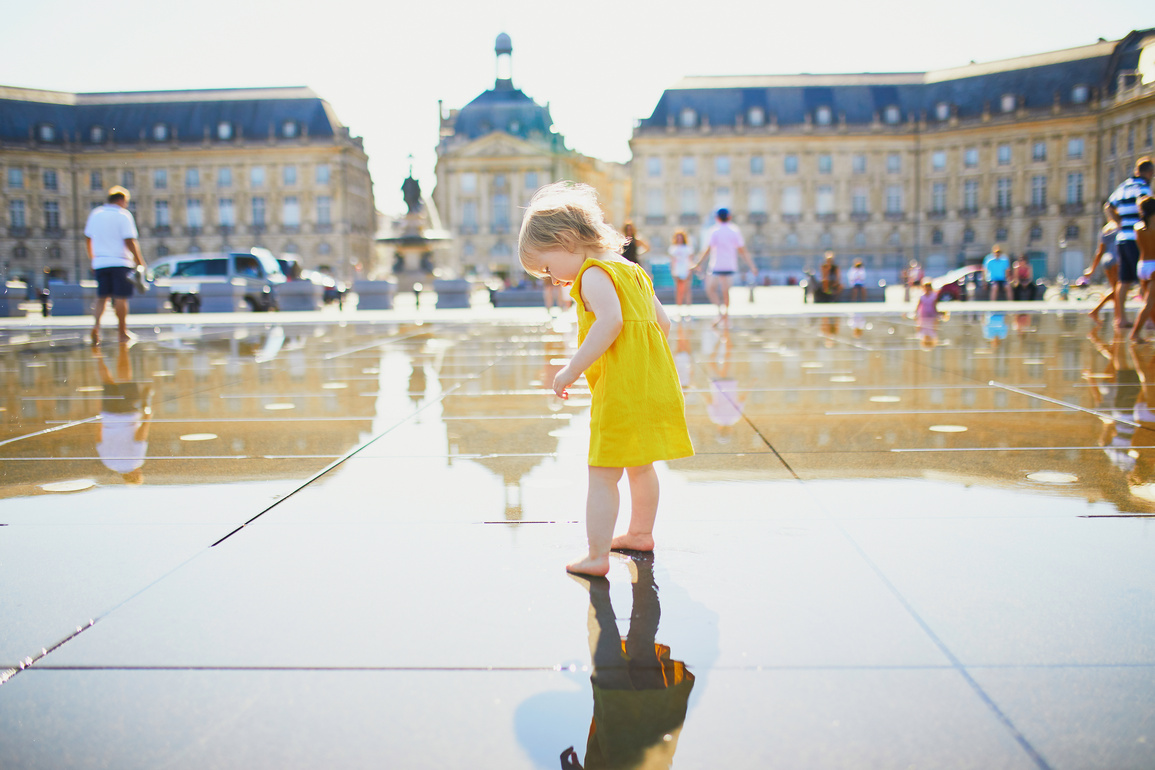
[562,553,694,770]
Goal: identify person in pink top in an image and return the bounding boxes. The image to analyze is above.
[692,208,756,327]
[916,278,939,347]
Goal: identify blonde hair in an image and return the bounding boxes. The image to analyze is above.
[518,181,627,276]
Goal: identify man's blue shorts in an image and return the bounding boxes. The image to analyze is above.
[95,266,134,299]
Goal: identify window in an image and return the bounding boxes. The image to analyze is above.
[493,173,507,190]
[1031,176,1047,208]
[935,102,950,121]
[646,157,662,178]
[964,180,979,210]
[185,168,199,188]
[492,193,510,229]
[1032,141,1047,162]
[681,155,696,176]
[784,233,799,247]
[932,229,944,245]
[932,182,946,213]
[884,105,901,124]
[250,166,265,187]
[38,124,55,142]
[784,154,798,174]
[996,227,1008,242]
[218,167,232,187]
[964,147,979,168]
[815,106,832,126]
[283,165,297,186]
[282,196,300,227]
[889,231,902,246]
[316,164,331,185]
[816,185,834,215]
[818,154,832,174]
[154,200,170,227]
[1147,122,1153,148]
[154,169,167,189]
[462,200,477,229]
[886,185,903,214]
[747,107,765,127]
[646,188,664,218]
[9,200,25,228]
[851,188,868,214]
[282,120,298,138]
[714,186,731,211]
[122,170,134,188]
[964,227,975,244]
[715,155,730,176]
[1071,85,1089,104]
[90,171,102,191]
[90,126,104,143]
[748,186,766,215]
[460,172,476,193]
[152,123,168,141]
[887,153,901,173]
[852,154,866,174]
[1066,225,1080,240]
[996,178,1012,209]
[1066,172,1084,204]
[1110,132,1117,157]
[750,155,765,175]
[931,151,946,171]
[997,144,1012,165]
[1030,225,1043,241]
[251,197,265,226]
[1000,94,1016,113]
[1108,168,1117,191]
[186,199,203,229]
[680,187,697,216]
[679,108,696,128]
[218,198,235,227]
[819,232,833,248]
[1067,138,1084,159]
[781,186,801,216]
[317,195,331,225]
[525,171,539,191]
[43,169,57,191]
[1128,126,1135,153]
[854,231,867,247]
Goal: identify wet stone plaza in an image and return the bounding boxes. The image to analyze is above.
[1,306,1154,769]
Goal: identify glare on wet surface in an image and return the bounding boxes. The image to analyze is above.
[1,310,1154,769]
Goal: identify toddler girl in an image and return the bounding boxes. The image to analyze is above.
[916,278,939,346]
[519,182,694,576]
[668,230,694,313]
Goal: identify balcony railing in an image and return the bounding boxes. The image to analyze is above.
[644,215,667,226]
[959,208,979,218]
[926,210,947,220]
[678,213,701,225]
[1061,202,1085,216]
[217,225,234,236]
[884,211,906,222]
[249,224,266,235]
[780,213,802,224]
[746,212,768,225]
[849,211,871,222]
[151,225,171,236]
[43,227,65,238]
[7,226,29,238]
[1026,204,1048,216]
[816,212,837,223]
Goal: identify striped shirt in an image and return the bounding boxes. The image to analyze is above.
[1108,176,1152,242]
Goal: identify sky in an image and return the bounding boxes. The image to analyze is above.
[2,0,1152,214]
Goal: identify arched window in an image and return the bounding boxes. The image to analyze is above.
[38,124,56,142]
[90,126,105,143]
[1071,85,1089,104]
[935,102,950,121]
[884,106,901,125]
[282,120,299,138]
[152,123,169,141]
[815,106,832,126]
[1000,94,1017,113]
[747,107,765,127]
[217,121,233,140]
[679,107,697,128]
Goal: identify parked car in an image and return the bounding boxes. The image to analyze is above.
[931,265,985,301]
[148,249,285,312]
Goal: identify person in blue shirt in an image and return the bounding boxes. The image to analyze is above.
[983,245,1011,301]
[1108,157,1154,328]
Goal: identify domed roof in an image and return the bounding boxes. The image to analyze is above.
[453,85,560,147]
[495,32,512,55]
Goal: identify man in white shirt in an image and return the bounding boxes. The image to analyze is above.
[692,208,755,326]
[84,186,144,344]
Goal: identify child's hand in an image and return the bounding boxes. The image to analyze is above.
[553,365,577,399]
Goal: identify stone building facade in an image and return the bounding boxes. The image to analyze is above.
[433,34,629,281]
[0,86,375,284]
[630,30,1155,283]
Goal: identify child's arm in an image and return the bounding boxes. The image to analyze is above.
[653,295,671,336]
[552,267,623,399]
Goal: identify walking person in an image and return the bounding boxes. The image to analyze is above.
[1086,202,1122,324]
[692,208,756,327]
[1108,157,1154,328]
[85,186,144,345]
[518,182,693,576]
[983,245,1011,301]
[667,230,695,316]
[848,259,866,302]
[1011,254,1034,300]
[916,278,939,347]
[620,221,649,265]
[1128,197,1155,343]
[904,259,923,302]
[819,251,842,302]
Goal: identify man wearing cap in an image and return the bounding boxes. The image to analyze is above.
[1108,157,1154,328]
[84,186,144,344]
[692,208,756,326]
[983,245,1011,301]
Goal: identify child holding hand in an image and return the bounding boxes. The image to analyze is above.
[519,182,694,576]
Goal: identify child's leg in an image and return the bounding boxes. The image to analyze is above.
[612,463,658,552]
[567,466,623,576]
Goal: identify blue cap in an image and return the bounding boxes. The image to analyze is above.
[716,207,730,220]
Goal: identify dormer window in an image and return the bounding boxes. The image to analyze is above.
[217,121,233,140]
[90,125,105,143]
[1071,85,1089,104]
[281,120,298,138]
[884,105,901,125]
[152,123,169,141]
[815,106,832,126]
[1001,94,1017,113]
[679,108,697,128]
[747,107,765,127]
[38,124,56,142]
[935,102,950,121]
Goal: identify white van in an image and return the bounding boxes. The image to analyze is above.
[148,248,286,312]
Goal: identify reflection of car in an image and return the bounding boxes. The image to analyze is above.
[149,249,285,312]
[277,256,346,306]
[931,266,984,301]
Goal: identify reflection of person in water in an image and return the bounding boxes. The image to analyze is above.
[704,328,742,443]
[94,342,152,484]
[1087,327,1141,477]
[561,553,694,770]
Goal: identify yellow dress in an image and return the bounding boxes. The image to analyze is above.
[570,258,694,467]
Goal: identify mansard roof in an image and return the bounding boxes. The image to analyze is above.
[638,30,1154,130]
[0,86,345,144]
[451,81,562,149]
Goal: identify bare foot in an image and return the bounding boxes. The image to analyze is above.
[90,328,100,346]
[1089,309,1101,323]
[566,554,610,576]
[611,533,655,552]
